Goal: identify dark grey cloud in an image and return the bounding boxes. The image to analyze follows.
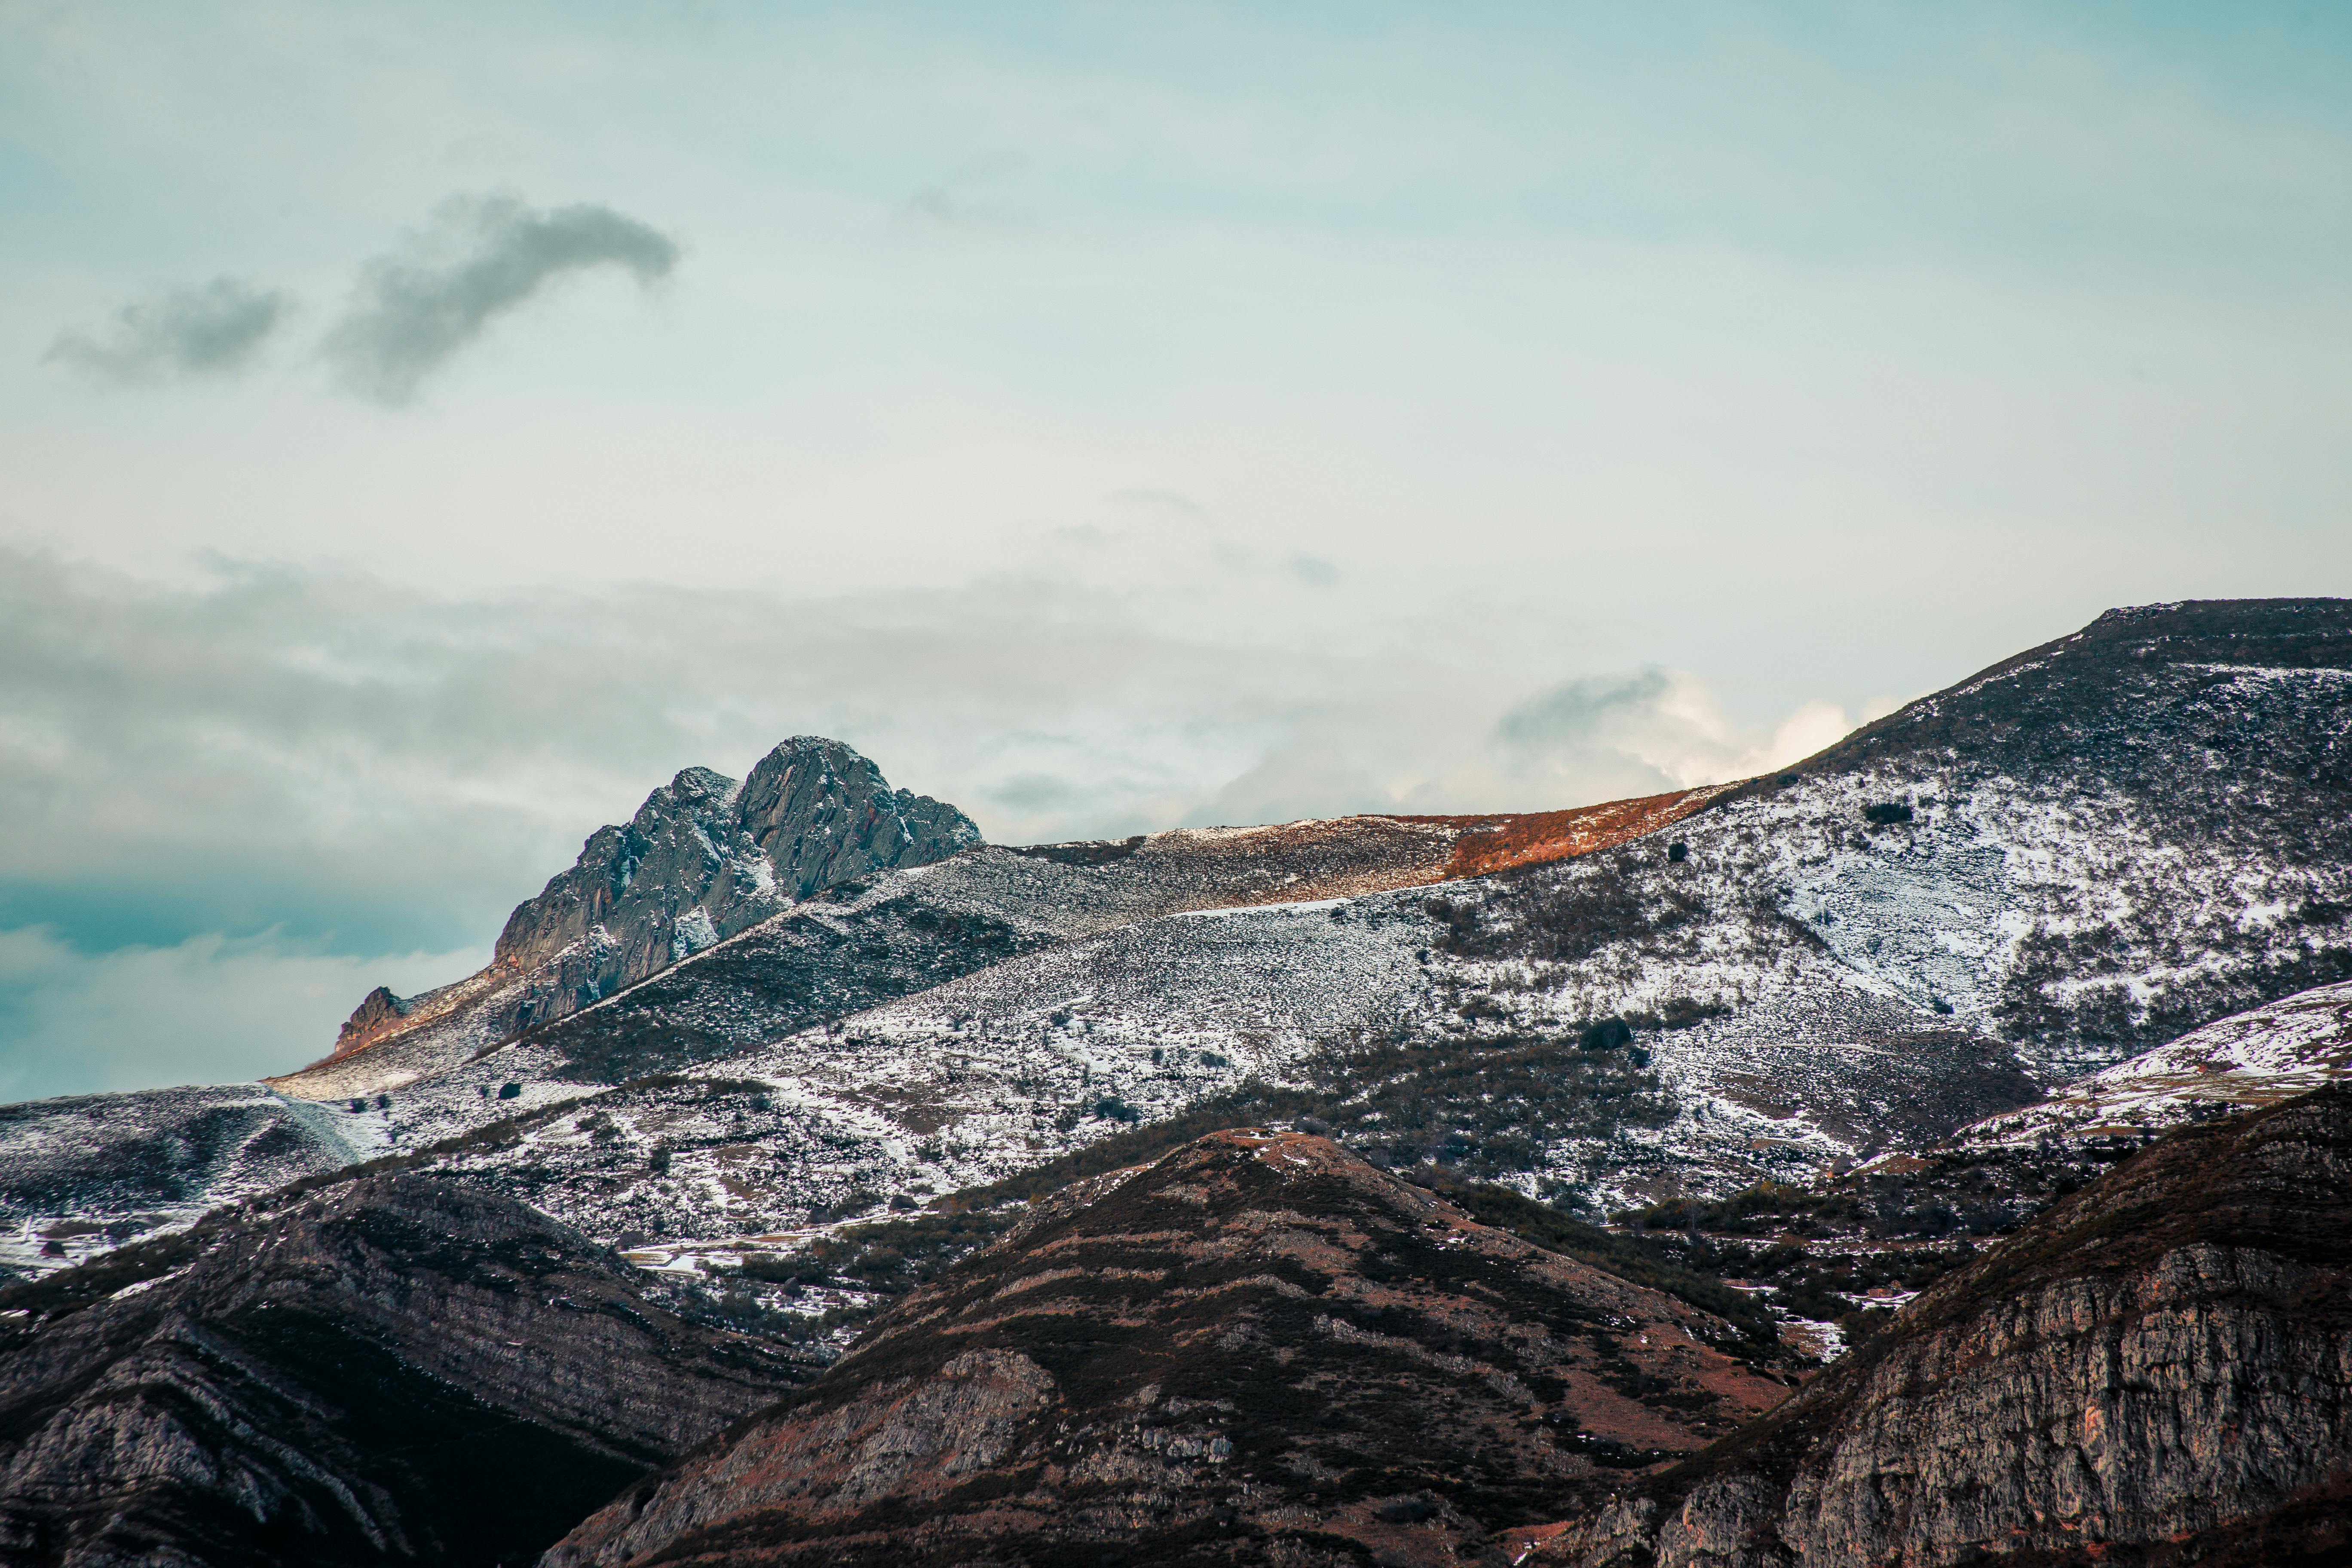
[42,278,291,385]
[323,195,680,404]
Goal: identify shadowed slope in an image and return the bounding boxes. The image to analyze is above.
[0,1176,809,1568]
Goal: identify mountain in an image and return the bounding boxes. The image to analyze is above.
[545,1128,1795,1568]
[0,1085,364,1279]
[2,597,2350,1565]
[1955,975,2352,1149]
[0,1174,810,1568]
[8,599,2350,1299]
[1535,1081,2352,1568]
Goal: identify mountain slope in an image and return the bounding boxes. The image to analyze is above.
[9,600,2349,1295]
[545,1129,1795,1568]
[1540,1083,2352,1568]
[0,1174,809,1568]
[0,1087,363,1281]
[1957,975,2352,1149]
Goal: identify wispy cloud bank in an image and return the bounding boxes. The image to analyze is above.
[42,278,290,384]
[1498,666,1855,796]
[0,532,1858,1094]
[323,195,680,404]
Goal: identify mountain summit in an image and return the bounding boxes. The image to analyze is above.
[278,737,979,1096]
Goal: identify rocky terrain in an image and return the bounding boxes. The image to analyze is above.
[1955,974,2352,1149]
[1,597,2350,1564]
[273,737,983,1097]
[1536,1082,2352,1568]
[545,1128,1796,1568]
[0,1174,812,1568]
[7,599,2349,1303]
[0,1087,365,1280]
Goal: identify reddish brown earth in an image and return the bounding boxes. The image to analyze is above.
[1421,787,1731,881]
[546,1130,1794,1568]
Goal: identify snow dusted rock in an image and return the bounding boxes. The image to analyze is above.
[1955,976,2352,1149]
[272,738,980,1098]
[0,1086,364,1283]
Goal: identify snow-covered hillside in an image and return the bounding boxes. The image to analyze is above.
[4,598,2348,1287]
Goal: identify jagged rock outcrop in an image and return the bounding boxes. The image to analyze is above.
[0,1174,811,1568]
[492,742,980,1006]
[546,1129,1795,1568]
[296,738,980,1085]
[336,986,413,1056]
[483,738,981,1032]
[1539,1084,2352,1567]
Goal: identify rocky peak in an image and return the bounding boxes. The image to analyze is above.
[333,983,412,1055]
[733,735,981,901]
[484,736,976,1032]
[324,738,979,1065]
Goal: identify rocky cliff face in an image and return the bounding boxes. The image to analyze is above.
[488,738,981,1033]
[0,1174,810,1568]
[298,738,981,1083]
[1540,1084,2352,1568]
[546,1129,1795,1568]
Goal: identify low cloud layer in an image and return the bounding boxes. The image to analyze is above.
[0,533,1855,1096]
[322,195,679,404]
[1497,666,1858,799]
[0,927,473,1104]
[42,278,291,384]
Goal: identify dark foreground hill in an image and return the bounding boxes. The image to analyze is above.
[546,1130,1796,1568]
[1538,1083,2352,1568]
[0,1176,812,1568]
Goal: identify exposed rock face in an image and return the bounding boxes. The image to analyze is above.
[0,1174,809,1568]
[303,737,981,1079]
[336,986,413,1056]
[491,739,980,1030]
[546,1130,1794,1568]
[1541,1084,2352,1567]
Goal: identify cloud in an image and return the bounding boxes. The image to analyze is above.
[0,536,1863,1096]
[900,152,1033,230]
[323,194,680,404]
[1498,667,1857,795]
[42,278,291,385]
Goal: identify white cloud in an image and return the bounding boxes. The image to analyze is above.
[1498,668,1859,797]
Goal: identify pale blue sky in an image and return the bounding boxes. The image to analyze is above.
[4,2,2348,1097]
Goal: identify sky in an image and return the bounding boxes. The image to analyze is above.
[4,1,2349,1100]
